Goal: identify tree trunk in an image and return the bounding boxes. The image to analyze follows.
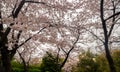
[100,0,116,72]
[104,42,116,72]
[0,34,12,72]
[23,61,28,72]
[1,48,12,72]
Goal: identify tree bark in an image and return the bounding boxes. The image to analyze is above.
[1,48,12,72]
[0,28,12,72]
[100,0,116,72]
[104,42,116,72]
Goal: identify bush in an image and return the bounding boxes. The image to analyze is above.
[95,54,109,72]
[11,60,24,72]
[12,68,24,72]
[75,51,99,72]
[72,49,120,72]
[112,49,120,72]
[29,65,41,72]
[40,52,61,72]
[11,60,23,69]
[29,69,41,72]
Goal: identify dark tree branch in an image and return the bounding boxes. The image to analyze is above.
[85,28,104,43]
[60,30,80,69]
[16,25,52,50]
[12,0,25,18]
[100,0,108,37]
[27,50,32,66]
[0,11,3,31]
[10,24,52,59]
[110,40,120,44]
[18,26,47,48]
[60,47,67,55]
[4,23,14,36]
[108,1,116,38]
[12,30,15,40]
[12,0,47,18]
[56,47,60,63]
[46,51,56,60]
[105,11,120,21]
[16,30,22,43]
[10,30,22,59]
[100,0,116,72]
[12,0,18,16]
[17,50,28,72]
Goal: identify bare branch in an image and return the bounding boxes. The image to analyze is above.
[60,29,80,69]
[18,27,46,48]
[85,28,104,43]
[105,11,120,21]
[4,23,14,38]
[18,25,52,49]
[10,30,22,59]
[12,0,25,18]
[0,11,3,31]
[110,40,120,44]
[56,47,60,63]
[100,0,116,71]
[108,0,116,38]
[12,0,18,16]
[60,47,67,55]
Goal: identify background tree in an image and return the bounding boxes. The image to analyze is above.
[1,0,120,72]
[100,0,120,71]
[0,0,83,72]
[0,0,50,72]
[78,0,120,71]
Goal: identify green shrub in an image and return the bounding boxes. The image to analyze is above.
[29,69,41,72]
[72,49,120,72]
[40,52,61,72]
[95,54,109,72]
[112,49,120,72]
[76,51,99,72]
[11,60,24,72]
[12,68,24,72]
[28,65,40,72]
[11,60,23,68]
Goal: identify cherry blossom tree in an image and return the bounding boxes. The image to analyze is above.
[0,0,50,72]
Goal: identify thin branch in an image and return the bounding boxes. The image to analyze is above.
[0,12,3,31]
[18,27,46,48]
[56,47,60,63]
[5,23,14,37]
[105,11,120,21]
[85,28,104,43]
[17,49,28,71]
[60,30,80,69]
[12,0,18,16]
[60,47,67,55]
[108,0,116,38]
[46,51,55,60]
[17,25,52,49]
[110,40,120,44]
[13,0,25,18]
[10,30,22,59]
